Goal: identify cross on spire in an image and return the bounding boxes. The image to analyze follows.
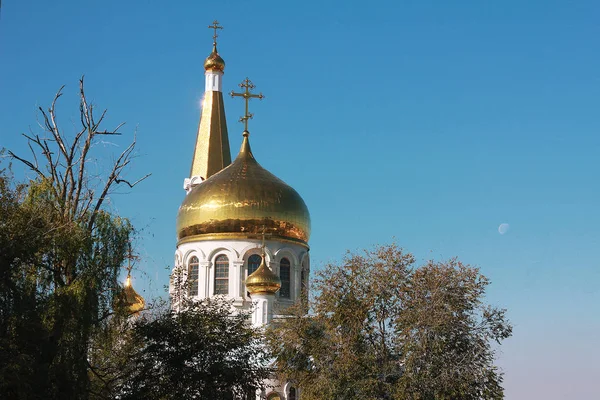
[126,242,138,275]
[208,20,223,45]
[230,78,264,133]
[125,242,139,285]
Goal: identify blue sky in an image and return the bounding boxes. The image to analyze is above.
[1,1,599,398]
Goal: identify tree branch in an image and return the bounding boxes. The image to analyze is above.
[114,173,151,188]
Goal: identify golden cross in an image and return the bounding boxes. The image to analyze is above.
[126,242,138,274]
[208,20,223,44]
[230,78,264,133]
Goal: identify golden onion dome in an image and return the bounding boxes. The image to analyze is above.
[246,253,281,295]
[122,276,145,315]
[177,132,311,245]
[204,44,225,72]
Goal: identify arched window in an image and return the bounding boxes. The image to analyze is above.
[187,256,199,296]
[214,255,229,295]
[279,258,291,299]
[247,254,261,276]
[288,387,297,400]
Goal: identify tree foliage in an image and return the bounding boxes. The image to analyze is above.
[267,244,512,400]
[0,78,148,399]
[107,299,272,400]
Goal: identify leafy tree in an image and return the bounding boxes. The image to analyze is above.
[113,299,272,400]
[86,302,140,400]
[267,244,512,400]
[0,78,148,399]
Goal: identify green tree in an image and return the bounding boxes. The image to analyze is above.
[0,78,148,399]
[113,299,272,400]
[86,301,141,399]
[267,244,512,400]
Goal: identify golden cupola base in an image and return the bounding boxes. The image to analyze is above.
[245,252,281,295]
[177,132,311,246]
[122,275,145,315]
[204,44,226,72]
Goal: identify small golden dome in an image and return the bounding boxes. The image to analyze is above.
[246,253,281,295]
[123,276,145,315]
[177,133,311,245]
[204,44,225,72]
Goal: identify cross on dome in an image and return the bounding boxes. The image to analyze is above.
[125,242,138,276]
[230,78,264,134]
[122,243,145,315]
[208,20,223,46]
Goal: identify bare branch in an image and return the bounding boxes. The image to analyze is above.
[94,109,108,128]
[87,134,143,231]
[80,76,91,127]
[7,150,44,177]
[114,173,152,188]
[74,77,97,220]
[94,131,122,136]
[48,86,69,161]
[27,140,39,170]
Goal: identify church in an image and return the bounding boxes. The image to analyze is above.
[170,21,309,400]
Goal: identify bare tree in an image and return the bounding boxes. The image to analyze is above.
[9,76,150,231]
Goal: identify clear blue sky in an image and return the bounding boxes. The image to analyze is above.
[1,1,599,398]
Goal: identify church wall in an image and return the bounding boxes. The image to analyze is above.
[171,238,309,314]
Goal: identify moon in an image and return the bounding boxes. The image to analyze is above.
[498,223,510,235]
